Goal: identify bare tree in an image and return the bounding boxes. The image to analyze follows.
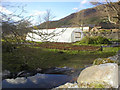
[1,4,67,72]
[1,4,32,45]
[105,0,120,25]
[43,9,55,29]
[37,15,42,25]
[29,9,66,42]
[72,9,85,31]
[1,4,66,44]
[90,0,120,25]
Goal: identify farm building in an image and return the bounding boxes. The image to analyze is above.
[26,28,84,43]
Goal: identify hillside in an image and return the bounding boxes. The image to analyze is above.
[37,3,118,29]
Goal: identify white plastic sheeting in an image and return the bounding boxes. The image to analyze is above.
[26,28,84,43]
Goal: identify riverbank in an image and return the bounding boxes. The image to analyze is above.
[55,54,119,88]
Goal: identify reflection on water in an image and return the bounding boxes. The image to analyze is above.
[6,77,27,84]
[2,73,72,88]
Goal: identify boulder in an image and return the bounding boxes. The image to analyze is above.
[108,55,119,61]
[93,54,119,65]
[77,63,118,88]
[93,58,118,65]
[2,70,11,80]
[55,82,79,88]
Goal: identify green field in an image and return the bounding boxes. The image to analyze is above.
[2,42,120,73]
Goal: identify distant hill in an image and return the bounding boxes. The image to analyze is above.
[37,2,118,29]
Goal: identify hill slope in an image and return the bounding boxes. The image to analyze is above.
[37,3,118,29]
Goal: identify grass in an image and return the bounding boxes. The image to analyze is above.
[108,39,120,42]
[2,42,120,73]
[73,42,108,46]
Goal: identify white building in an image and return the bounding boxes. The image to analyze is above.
[26,28,84,43]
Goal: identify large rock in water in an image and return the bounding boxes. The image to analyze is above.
[77,63,118,88]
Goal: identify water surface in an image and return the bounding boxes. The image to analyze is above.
[2,73,72,88]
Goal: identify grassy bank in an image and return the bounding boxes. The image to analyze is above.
[2,42,119,73]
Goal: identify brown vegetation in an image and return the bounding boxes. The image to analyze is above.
[35,42,101,51]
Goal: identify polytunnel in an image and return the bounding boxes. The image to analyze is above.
[26,28,84,43]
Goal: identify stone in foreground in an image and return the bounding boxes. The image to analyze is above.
[55,82,79,88]
[77,63,118,88]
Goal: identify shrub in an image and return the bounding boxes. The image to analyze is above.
[2,42,18,53]
[95,36,111,44]
[79,36,94,44]
[79,36,111,44]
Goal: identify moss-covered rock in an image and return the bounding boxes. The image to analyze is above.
[93,58,118,65]
[54,82,79,88]
[79,81,111,88]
